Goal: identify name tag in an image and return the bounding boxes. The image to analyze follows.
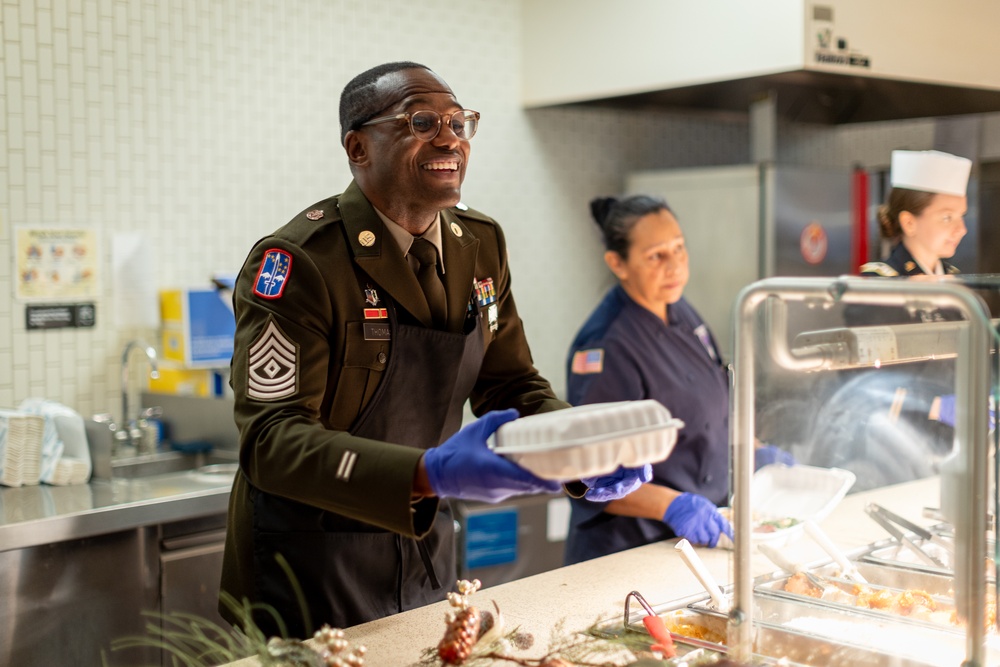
[363,322,391,341]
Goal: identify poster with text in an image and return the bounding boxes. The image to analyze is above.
[16,227,99,300]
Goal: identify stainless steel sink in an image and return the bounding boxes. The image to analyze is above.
[111,449,239,479]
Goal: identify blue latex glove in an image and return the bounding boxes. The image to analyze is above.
[936,394,996,431]
[754,444,795,471]
[662,492,733,548]
[580,464,653,502]
[423,409,562,503]
[937,394,956,426]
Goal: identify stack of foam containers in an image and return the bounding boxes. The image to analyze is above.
[0,410,45,487]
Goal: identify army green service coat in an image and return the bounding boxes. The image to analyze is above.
[220,180,566,630]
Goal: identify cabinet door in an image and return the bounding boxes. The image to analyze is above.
[160,529,228,636]
[0,527,160,666]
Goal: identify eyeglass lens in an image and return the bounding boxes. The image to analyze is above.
[410,110,477,141]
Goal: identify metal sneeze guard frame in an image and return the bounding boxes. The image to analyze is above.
[728,276,995,665]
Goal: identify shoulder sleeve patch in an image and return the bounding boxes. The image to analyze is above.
[253,249,293,298]
[859,262,899,277]
[247,318,298,401]
[571,348,604,375]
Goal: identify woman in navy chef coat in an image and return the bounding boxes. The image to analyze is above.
[563,195,756,565]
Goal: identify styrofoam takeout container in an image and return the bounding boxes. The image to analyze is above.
[488,400,684,480]
[720,463,856,548]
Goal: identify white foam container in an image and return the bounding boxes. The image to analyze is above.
[727,463,856,548]
[488,400,684,480]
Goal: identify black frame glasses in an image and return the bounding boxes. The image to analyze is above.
[361,109,480,142]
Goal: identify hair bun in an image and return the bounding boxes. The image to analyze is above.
[589,196,617,229]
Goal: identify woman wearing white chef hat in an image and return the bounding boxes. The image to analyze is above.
[860,149,972,280]
[810,150,974,491]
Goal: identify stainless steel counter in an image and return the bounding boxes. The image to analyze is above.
[0,468,237,666]
[0,468,233,552]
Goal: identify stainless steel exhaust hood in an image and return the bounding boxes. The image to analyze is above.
[564,71,1000,125]
[523,1,1000,124]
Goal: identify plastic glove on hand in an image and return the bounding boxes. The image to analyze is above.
[935,394,996,431]
[580,464,653,502]
[662,492,733,548]
[754,444,795,470]
[423,409,562,503]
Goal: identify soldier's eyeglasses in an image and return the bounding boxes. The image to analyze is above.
[361,109,480,142]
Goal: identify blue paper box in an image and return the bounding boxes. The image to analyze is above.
[160,288,236,368]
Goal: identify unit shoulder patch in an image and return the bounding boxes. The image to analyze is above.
[253,249,293,298]
[858,262,899,277]
[247,319,298,401]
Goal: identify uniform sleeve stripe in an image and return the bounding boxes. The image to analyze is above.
[336,451,358,481]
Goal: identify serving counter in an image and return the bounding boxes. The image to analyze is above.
[222,477,939,667]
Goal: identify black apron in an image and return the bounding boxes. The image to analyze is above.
[249,296,484,637]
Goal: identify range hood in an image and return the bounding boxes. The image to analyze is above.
[522,0,1000,124]
[564,71,1000,125]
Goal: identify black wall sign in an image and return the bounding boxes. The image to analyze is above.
[26,303,96,330]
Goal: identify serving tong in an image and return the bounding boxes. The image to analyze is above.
[803,519,869,583]
[866,502,953,569]
[757,542,859,595]
[623,590,676,658]
[675,539,730,611]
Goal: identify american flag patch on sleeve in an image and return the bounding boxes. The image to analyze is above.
[571,348,604,374]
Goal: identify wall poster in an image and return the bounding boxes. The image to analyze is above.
[15,227,99,301]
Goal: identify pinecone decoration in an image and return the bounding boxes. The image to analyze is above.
[437,606,481,665]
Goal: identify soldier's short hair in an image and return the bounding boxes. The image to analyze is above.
[339,61,430,145]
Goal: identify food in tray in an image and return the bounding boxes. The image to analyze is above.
[754,516,801,533]
[662,610,727,646]
[781,572,999,629]
[717,508,800,534]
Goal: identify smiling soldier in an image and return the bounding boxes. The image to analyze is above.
[219,62,649,638]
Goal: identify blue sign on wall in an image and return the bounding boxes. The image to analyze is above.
[465,508,518,569]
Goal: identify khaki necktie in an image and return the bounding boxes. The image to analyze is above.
[408,238,447,328]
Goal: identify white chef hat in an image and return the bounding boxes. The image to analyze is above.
[890,150,972,197]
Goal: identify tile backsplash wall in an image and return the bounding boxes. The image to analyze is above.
[1,0,996,420]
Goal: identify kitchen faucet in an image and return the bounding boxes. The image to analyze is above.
[119,340,159,451]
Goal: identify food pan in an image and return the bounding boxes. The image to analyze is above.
[754,573,958,632]
[691,593,984,666]
[811,559,956,597]
[858,540,992,581]
[608,593,938,666]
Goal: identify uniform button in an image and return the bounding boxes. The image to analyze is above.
[703,474,712,483]
[377,352,387,364]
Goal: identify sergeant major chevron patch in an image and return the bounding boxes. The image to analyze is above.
[247,318,298,401]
